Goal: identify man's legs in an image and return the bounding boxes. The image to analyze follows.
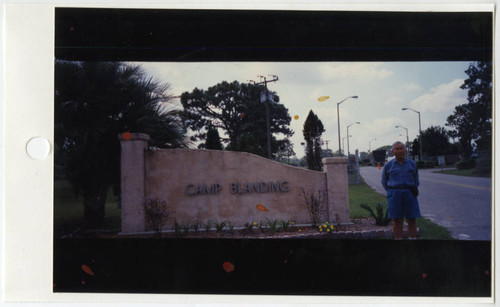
[393,218,404,239]
[407,218,417,239]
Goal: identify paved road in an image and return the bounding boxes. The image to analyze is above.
[359,166,492,241]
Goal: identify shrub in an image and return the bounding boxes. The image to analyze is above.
[360,202,390,226]
[143,198,169,237]
[425,161,435,168]
[301,188,327,227]
[456,160,475,169]
[416,161,436,169]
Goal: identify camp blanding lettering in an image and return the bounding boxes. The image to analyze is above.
[185,181,290,196]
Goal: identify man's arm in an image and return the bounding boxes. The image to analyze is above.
[414,163,420,187]
[381,162,389,191]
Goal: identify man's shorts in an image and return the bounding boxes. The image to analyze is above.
[386,189,421,219]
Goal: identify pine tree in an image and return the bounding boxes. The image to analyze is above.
[205,126,223,150]
[303,110,325,171]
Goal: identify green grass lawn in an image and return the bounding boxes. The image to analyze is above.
[54,180,121,238]
[349,177,454,240]
[432,168,491,178]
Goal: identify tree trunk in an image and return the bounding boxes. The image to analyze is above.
[83,186,108,226]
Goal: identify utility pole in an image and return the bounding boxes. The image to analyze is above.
[324,140,330,150]
[249,75,279,159]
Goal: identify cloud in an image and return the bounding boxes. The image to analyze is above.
[362,117,406,137]
[318,62,394,82]
[410,79,466,113]
[385,96,404,106]
[400,82,422,91]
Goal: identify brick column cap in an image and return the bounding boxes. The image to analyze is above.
[118,132,150,142]
[322,157,348,164]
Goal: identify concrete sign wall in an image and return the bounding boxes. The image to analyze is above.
[119,133,349,234]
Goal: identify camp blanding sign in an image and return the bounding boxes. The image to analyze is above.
[119,133,350,234]
[185,181,290,196]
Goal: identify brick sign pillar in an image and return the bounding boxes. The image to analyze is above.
[323,157,350,223]
[119,133,150,233]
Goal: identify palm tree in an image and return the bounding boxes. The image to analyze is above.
[55,61,187,224]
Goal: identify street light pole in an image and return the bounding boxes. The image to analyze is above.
[369,138,377,152]
[395,125,409,157]
[337,96,358,157]
[402,107,423,160]
[319,96,358,156]
[346,122,360,157]
[342,135,352,156]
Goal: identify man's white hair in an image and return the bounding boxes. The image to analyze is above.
[391,141,405,151]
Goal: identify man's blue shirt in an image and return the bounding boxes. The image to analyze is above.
[381,158,419,191]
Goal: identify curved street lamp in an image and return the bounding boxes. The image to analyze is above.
[319,95,358,156]
[395,125,409,157]
[346,121,360,157]
[402,107,423,160]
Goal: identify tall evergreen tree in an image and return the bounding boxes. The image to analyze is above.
[303,110,325,171]
[446,61,492,156]
[204,126,223,150]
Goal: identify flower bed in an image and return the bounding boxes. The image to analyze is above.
[64,218,401,239]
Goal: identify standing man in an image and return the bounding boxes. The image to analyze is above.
[382,141,421,240]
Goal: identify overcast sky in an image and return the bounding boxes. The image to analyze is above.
[138,61,470,158]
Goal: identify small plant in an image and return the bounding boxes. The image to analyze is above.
[301,188,327,227]
[143,198,169,237]
[191,222,201,233]
[243,222,252,233]
[227,221,235,233]
[318,221,334,233]
[213,219,228,232]
[243,221,259,234]
[360,202,391,226]
[182,225,190,235]
[205,220,214,232]
[265,218,279,235]
[278,219,292,232]
[174,220,183,237]
[258,220,266,233]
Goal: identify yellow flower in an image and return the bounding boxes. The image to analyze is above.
[298,229,302,232]
[327,229,330,232]
[253,221,257,226]
[325,222,329,224]
[330,225,334,229]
